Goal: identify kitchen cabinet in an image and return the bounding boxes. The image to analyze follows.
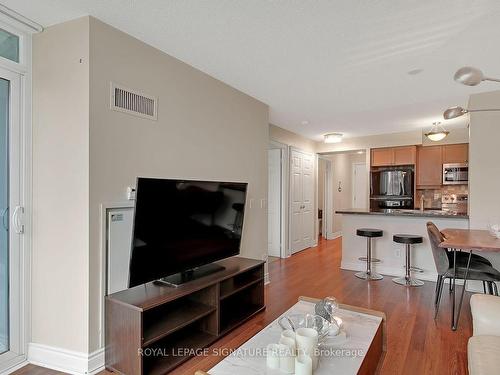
[394,146,417,165]
[371,146,416,166]
[442,143,468,163]
[417,146,442,186]
[371,148,393,166]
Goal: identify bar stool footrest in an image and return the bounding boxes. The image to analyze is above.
[392,276,424,287]
[409,266,424,273]
[355,271,383,280]
[358,257,381,263]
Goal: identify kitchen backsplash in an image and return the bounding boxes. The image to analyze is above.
[416,185,468,209]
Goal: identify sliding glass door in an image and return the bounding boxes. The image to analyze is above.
[0,77,8,356]
[0,67,24,371]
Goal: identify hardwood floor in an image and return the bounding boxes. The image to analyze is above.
[14,237,472,375]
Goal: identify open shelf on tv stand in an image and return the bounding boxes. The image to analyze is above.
[105,257,265,375]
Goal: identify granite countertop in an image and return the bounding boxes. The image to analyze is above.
[336,208,469,219]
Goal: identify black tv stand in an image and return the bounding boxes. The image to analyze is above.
[155,263,226,287]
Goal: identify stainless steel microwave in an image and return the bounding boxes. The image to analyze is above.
[443,163,468,185]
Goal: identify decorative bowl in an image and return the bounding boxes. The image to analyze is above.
[278,313,340,341]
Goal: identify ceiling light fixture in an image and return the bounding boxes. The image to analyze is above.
[424,122,449,142]
[324,133,343,143]
[443,105,500,120]
[454,66,500,86]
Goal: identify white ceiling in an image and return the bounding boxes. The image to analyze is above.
[6,0,500,140]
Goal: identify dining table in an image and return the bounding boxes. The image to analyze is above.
[439,229,500,330]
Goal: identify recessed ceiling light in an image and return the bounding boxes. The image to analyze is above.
[408,69,424,75]
[301,120,309,126]
[324,133,343,143]
[357,150,364,154]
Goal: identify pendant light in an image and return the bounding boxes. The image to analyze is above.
[424,122,449,142]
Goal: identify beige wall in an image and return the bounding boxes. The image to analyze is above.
[32,18,90,352]
[33,16,269,355]
[269,124,317,153]
[468,90,500,230]
[88,18,269,351]
[326,152,367,234]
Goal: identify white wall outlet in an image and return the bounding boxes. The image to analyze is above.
[395,249,401,258]
[126,186,136,200]
[260,199,267,209]
[249,198,254,209]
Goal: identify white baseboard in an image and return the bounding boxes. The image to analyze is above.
[28,343,104,375]
[0,360,28,375]
[340,261,490,293]
[327,231,342,240]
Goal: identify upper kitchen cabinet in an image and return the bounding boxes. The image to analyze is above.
[442,143,468,164]
[417,145,442,187]
[371,148,393,166]
[394,146,417,165]
[371,146,416,166]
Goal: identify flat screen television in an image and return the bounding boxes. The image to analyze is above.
[128,178,247,287]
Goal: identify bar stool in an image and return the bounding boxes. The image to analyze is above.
[355,228,383,280]
[392,234,424,286]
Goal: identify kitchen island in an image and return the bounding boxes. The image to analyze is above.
[336,209,469,282]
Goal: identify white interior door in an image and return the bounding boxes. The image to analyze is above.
[268,149,281,257]
[290,149,314,254]
[301,154,314,248]
[352,163,368,209]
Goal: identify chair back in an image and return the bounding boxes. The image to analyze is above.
[426,222,450,275]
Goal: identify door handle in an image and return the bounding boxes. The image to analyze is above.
[1,207,8,231]
[12,205,24,234]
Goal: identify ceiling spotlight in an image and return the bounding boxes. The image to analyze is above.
[301,120,310,126]
[443,106,468,119]
[443,105,500,120]
[424,122,449,142]
[324,133,343,144]
[454,66,500,86]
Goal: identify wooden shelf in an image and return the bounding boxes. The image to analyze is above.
[220,303,265,335]
[105,257,265,375]
[220,280,265,333]
[143,300,216,346]
[220,277,263,300]
[144,328,217,375]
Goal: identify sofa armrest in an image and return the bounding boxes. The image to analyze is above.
[471,293,500,336]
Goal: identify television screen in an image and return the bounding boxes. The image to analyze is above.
[128,178,247,287]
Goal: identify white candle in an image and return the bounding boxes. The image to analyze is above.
[296,327,319,370]
[278,342,295,374]
[281,329,296,342]
[266,343,280,370]
[279,336,296,354]
[295,354,313,375]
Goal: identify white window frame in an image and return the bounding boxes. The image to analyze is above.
[0,6,41,373]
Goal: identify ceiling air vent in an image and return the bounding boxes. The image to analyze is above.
[110,83,158,120]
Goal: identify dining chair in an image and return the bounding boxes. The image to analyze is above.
[427,222,500,319]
